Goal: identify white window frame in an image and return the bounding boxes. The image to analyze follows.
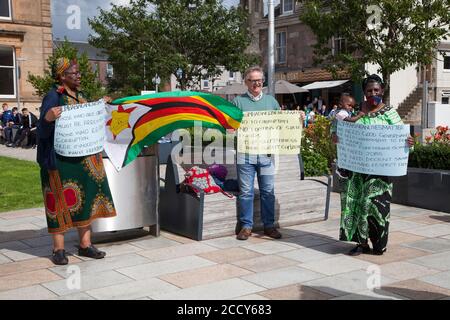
[106,63,113,78]
[332,35,347,56]
[0,0,12,20]
[276,31,287,64]
[281,0,294,15]
[0,46,16,99]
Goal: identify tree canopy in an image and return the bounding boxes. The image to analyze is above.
[27,39,105,100]
[88,0,258,95]
[300,0,450,101]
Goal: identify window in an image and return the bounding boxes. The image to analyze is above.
[229,71,234,80]
[0,46,16,98]
[444,55,450,70]
[442,90,450,104]
[0,0,11,19]
[282,0,294,14]
[106,63,113,78]
[254,0,260,13]
[203,80,210,88]
[332,35,348,56]
[276,31,287,64]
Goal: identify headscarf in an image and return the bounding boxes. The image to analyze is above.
[55,57,77,79]
[362,74,384,91]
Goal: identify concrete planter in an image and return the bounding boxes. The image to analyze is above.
[389,168,450,213]
[332,163,450,213]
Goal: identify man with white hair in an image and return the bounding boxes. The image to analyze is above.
[232,66,282,241]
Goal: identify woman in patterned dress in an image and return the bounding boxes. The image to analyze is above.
[37,58,116,265]
[338,74,414,256]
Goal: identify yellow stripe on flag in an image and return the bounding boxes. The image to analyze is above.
[132,113,221,146]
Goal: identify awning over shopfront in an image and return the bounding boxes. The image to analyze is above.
[301,80,349,90]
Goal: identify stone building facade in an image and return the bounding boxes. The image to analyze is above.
[240,0,354,107]
[0,0,52,113]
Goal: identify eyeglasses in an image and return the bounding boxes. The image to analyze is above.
[246,79,264,84]
[65,71,81,77]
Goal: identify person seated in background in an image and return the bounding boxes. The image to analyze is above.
[12,108,38,148]
[319,104,328,116]
[328,104,338,119]
[5,107,22,147]
[1,103,15,145]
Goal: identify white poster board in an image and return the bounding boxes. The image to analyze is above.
[337,121,410,176]
[54,100,106,157]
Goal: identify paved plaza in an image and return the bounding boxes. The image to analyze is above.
[1,146,450,300]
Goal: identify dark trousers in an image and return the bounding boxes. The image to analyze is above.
[3,127,13,143]
[14,128,36,147]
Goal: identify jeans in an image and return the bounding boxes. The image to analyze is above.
[236,153,275,229]
[3,126,13,143]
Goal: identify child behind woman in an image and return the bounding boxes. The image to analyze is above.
[331,93,365,178]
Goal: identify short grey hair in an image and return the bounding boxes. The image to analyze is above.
[243,66,265,81]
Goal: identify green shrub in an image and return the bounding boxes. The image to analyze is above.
[301,115,336,176]
[301,149,330,177]
[409,144,450,170]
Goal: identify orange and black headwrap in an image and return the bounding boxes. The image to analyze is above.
[54,57,78,80]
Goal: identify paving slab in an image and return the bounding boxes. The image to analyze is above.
[0,285,57,300]
[159,264,252,289]
[408,251,450,271]
[42,270,133,296]
[138,242,217,262]
[419,271,450,291]
[150,278,265,300]
[241,266,325,289]
[402,238,450,253]
[302,270,398,297]
[299,255,374,276]
[381,279,450,300]
[117,256,216,280]
[259,284,334,300]
[231,255,298,273]
[86,278,179,300]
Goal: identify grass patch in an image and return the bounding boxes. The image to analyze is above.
[0,156,42,213]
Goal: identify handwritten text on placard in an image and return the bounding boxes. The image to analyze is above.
[337,121,410,176]
[55,100,106,157]
[237,110,302,154]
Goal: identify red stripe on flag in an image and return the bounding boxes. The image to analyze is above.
[135,97,231,124]
[134,106,232,129]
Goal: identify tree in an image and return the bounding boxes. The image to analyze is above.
[88,0,259,94]
[300,0,450,102]
[27,38,106,100]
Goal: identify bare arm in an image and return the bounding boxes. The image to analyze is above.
[344,111,365,122]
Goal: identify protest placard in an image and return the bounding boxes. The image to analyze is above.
[55,100,106,157]
[237,110,302,154]
[337,121,410,176]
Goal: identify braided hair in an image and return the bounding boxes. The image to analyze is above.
[362,74,384,92]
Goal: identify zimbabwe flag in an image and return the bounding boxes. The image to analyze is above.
[104,91,243,170]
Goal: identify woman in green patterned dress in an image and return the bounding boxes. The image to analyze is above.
[338,74,414,256]
[37,58,116,265]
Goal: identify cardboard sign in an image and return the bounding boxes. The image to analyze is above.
[55,100,106,157]
[237,110,303,154]
[337,121,410,176]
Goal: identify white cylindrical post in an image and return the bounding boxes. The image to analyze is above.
[267,0,275,97]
